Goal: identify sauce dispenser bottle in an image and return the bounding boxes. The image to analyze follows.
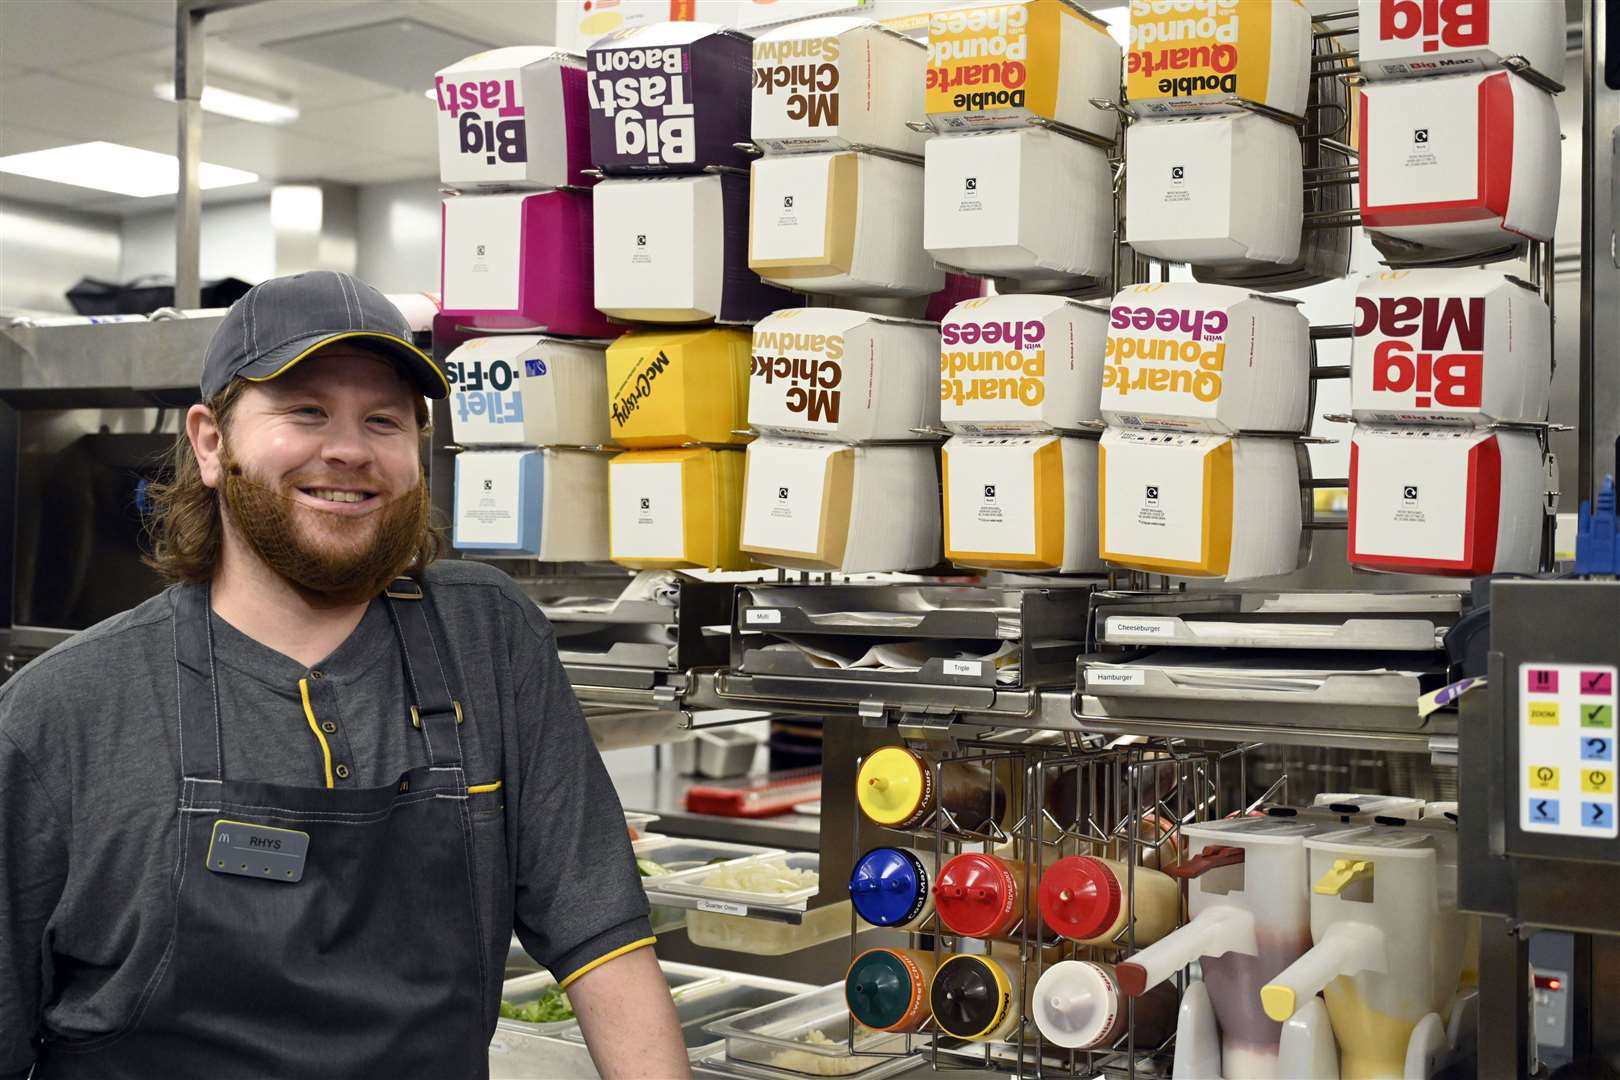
[929,953,1026,1043]
[856,746,1008,833]
[846,947,938,1033]
[849,847,934,930]
[1037,855,1182,948]
[1031,960,1179,1051]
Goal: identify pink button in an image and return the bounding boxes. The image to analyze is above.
[1528,669,1560,694]
[1580,671,1614,696]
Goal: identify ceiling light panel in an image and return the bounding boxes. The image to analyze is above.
[153,83,301,125]
[0,141,259,198]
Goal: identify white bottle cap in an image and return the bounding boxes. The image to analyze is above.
[1032,960,1121,1050]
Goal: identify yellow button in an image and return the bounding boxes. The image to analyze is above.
[1582,768,1613,795]
[1528,765,1560,791]
[1528,702,1560,726]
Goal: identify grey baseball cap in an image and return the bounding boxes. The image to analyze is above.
[200,271,448,401]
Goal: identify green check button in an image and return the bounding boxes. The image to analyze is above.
[1582,705,1614,729]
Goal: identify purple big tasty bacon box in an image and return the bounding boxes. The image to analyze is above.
[439,189,620,339]
[585,22,754,175]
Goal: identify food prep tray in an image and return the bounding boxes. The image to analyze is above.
[1092,590,1463,652]
[653,852,821,909]
[703,983,924,1079]
[559,972,816,1061]
[1079,649,1447,731]
[636,838,784,882]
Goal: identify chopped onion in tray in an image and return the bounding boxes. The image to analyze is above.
[698,861,818,895]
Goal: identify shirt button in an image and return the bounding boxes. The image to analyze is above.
[321,721,337,734]
[309,670,323,680]
[335,764,351,780]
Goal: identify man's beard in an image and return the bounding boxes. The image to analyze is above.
[220,448,430,607]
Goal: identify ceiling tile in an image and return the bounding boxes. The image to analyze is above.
[0,122,63,157]
[293,92,437,158]
[418,0,554,46]
[84,0,177,26]
[0,0,173,70]
[0,73,176,143]
[77,178,278,217]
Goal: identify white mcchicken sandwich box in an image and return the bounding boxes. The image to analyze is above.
[446,335,609,447]
[750,151,945,297]
[1101,283,1311,435]
[434,47,593,190]
[739,437,941,572]
[1359,70,1560,251]
[750,17,927,157]
[1127,0,1312,118]
[1125,111,1303,267]
[944,434,1101,573]
[1357,0,1565,86]
[748,308,940,442]
[940,294,1110,434]
[609,447,750,570]
[592,173,795,325]
[453,448,610,559]
[924,126,1114,285]
[925,0,1122,142]
[1349,424,1543,576]
[1351,269,1551,426]
[1099,428,1303,582]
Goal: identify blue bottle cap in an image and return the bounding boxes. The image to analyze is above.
[848,847,929,927]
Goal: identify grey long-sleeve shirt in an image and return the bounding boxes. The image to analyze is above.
[0,559,652,1077]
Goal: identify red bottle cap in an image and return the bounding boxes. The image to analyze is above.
[1038,856,1123,942]
[933,852,1019,938]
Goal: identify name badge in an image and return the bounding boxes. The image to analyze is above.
[206,820,310,883]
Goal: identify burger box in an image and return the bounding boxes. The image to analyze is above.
[1099,427,1304,582]
[445,335,609,447]
[434,47,594,189]
[944,433,1102,573]
[609,447,751,570]
[1349,424,1543,576]
[925,0,1122,142]
[592,173,796,324]
[453,448,610,560]
[924,126,1114,285]
[1100,282,1310,434]
[585,22,754,174]
[439,190,618,338]
[749,151,944,297]
[1125,111,1303,268]
[606,327,751,448]
[940,294,1110,434]
[739,437,941,572]
[748,308,940,441]
[1126,0,1312,119]
[1358,0,1565,87]
[1351,269,1551,426]
[1359,70,1560,252]
[750,17,928,157]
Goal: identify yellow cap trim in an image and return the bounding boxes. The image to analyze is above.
[298,678,335,790]
[934,954,1013,1040]
[468,779,503,795]
[242,330,449,397]
[557,936,658,991]
[1260,984,1297,1022]
[1314,857,1374,896]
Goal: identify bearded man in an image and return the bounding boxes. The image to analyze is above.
[0,272,689,1079]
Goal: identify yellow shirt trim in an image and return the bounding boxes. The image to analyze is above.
[557,937,658,991]
[298,678,335,790]
[468,779,503,795]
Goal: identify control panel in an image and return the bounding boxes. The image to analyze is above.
[1518,662,1618,838]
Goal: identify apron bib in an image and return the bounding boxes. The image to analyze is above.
[38,579,492,1079]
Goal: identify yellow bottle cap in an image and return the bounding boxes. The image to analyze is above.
[857,747,931,827]
[1260,984,1297,1023]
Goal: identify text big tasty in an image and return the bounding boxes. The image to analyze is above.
[588,42,694,166]
[753,328,845,424]
[941,317,1048,408]
[1104,303,1226,403]
[927,3,1033,115]
[1355,292,1484,409]
[755,35,840,128]
[436,75,527,166]
[1127,0,1280,103]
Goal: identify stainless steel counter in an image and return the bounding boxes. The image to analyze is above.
[614,766,823,851]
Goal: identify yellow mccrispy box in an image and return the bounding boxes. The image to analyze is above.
[608,447,751,571]
[606,327,752,448]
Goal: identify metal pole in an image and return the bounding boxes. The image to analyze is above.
[175,4,205,311]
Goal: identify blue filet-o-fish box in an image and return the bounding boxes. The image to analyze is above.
[453,449,543,555]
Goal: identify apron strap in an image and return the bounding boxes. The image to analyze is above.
[173,584,225,782]
[383,577,465,769]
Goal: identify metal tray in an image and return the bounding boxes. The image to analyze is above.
[1093,591,1462,652]
[654,852,821,910]
[560,972,816,1060]
[704,983,924,1079]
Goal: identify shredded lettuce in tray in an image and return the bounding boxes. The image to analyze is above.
[499,987,574,1024]
[698,862,819,895]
